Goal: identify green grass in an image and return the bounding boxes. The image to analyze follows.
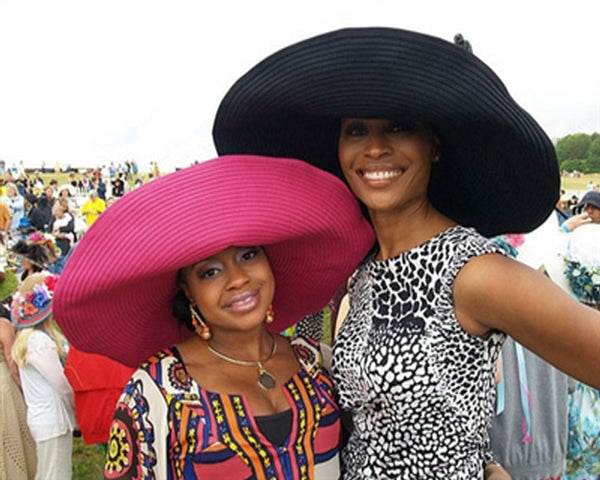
[72,437,105,479]
[561,173,600,192]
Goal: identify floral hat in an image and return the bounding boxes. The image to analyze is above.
[10,232,59,269]
[564,224,600,308]
[11,273,59,328]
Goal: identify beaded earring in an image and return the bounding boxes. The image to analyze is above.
[189,305,212,340]
[265,304,274,324]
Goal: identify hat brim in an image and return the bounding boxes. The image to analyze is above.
[213,27,559,237]
[54,155,375,366]
[11,304,52,329]
[572,193,600,214]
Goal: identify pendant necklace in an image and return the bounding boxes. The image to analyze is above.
[207,334,278,391]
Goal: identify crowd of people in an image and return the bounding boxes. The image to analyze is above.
[1,26,600,480]
[0,166,152,479]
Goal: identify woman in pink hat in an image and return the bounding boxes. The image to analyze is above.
[213,27,600,479]
[53,155,374,479]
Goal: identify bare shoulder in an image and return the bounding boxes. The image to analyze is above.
[0,317,16,342]
[452,252,531,336]
[454,252,561,332]
[454,251,600,388]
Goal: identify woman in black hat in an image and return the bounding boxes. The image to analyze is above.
[213,27,600,479]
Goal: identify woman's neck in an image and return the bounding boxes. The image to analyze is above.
[206,326,274,362]
[369,201,456,259]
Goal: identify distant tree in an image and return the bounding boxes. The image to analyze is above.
[586,156,600,173]
[588,137,600,158]
[556,133,592,163]
[560,159,587,173]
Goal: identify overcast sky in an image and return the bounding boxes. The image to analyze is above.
[0,0,598,172]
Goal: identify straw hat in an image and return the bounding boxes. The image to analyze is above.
[11,273,59,328]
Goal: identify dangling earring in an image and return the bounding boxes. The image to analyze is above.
[265,304,274,324]
[189,304,212,340]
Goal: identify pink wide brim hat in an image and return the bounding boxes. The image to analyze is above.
[53,155,375,366]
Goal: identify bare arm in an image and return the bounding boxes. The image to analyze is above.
[454,253,600,388]
[485,462,511,479]
[0,318,21,386]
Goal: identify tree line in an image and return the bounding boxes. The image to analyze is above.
[556,132,600,173]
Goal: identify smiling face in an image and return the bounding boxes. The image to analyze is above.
[179,246,275,335]
[338,118,439,216]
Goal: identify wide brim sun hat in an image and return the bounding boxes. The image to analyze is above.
[213,27,559,237]
[57,184,75,196]
[53,155,375,367]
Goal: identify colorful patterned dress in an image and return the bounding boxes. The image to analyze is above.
[104,336,340,479]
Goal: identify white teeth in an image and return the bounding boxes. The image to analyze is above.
[231,294,254,306]
[362,170,403,180]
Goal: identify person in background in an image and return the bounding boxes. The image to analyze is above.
[104,196,117,208]
[80,190,105,227]
[556,194,572,225]
[56,184,79,213]
[92,175,107,201]
[24,194,45,232]
[63,346,135,450]
[37,185,55,232]
[489,228,572,480]
[568,194,579,210]
[50,200,75,261]
[10,237,55,281]
[0,200,12,236]
[11,273,76,480]
[77,172,92,193]
[560,191,600,234]
[32,171,44,190]
[68,173,78,190]
[572,191,600,224]
[3,182,25,236]
[111,172,125,198]
[0,268,37,479]
[563,222,600,479]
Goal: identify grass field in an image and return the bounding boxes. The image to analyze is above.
[72,438,105,479]
[561,173,600,193]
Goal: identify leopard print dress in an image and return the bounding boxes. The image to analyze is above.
[332,226,506,479]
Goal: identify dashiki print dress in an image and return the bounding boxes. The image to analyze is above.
[104,336,340,479]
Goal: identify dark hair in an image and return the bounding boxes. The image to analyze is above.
[24,193,38,205]
[173,269,203,332]
[172,289,195,331]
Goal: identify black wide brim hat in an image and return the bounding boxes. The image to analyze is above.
[213,27,559,237]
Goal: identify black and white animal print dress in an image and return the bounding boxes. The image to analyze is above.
[332,226,506,479]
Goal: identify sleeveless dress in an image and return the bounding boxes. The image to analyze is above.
[332,225,506,479]
[105,336,340,479]
[0,351,37,479]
